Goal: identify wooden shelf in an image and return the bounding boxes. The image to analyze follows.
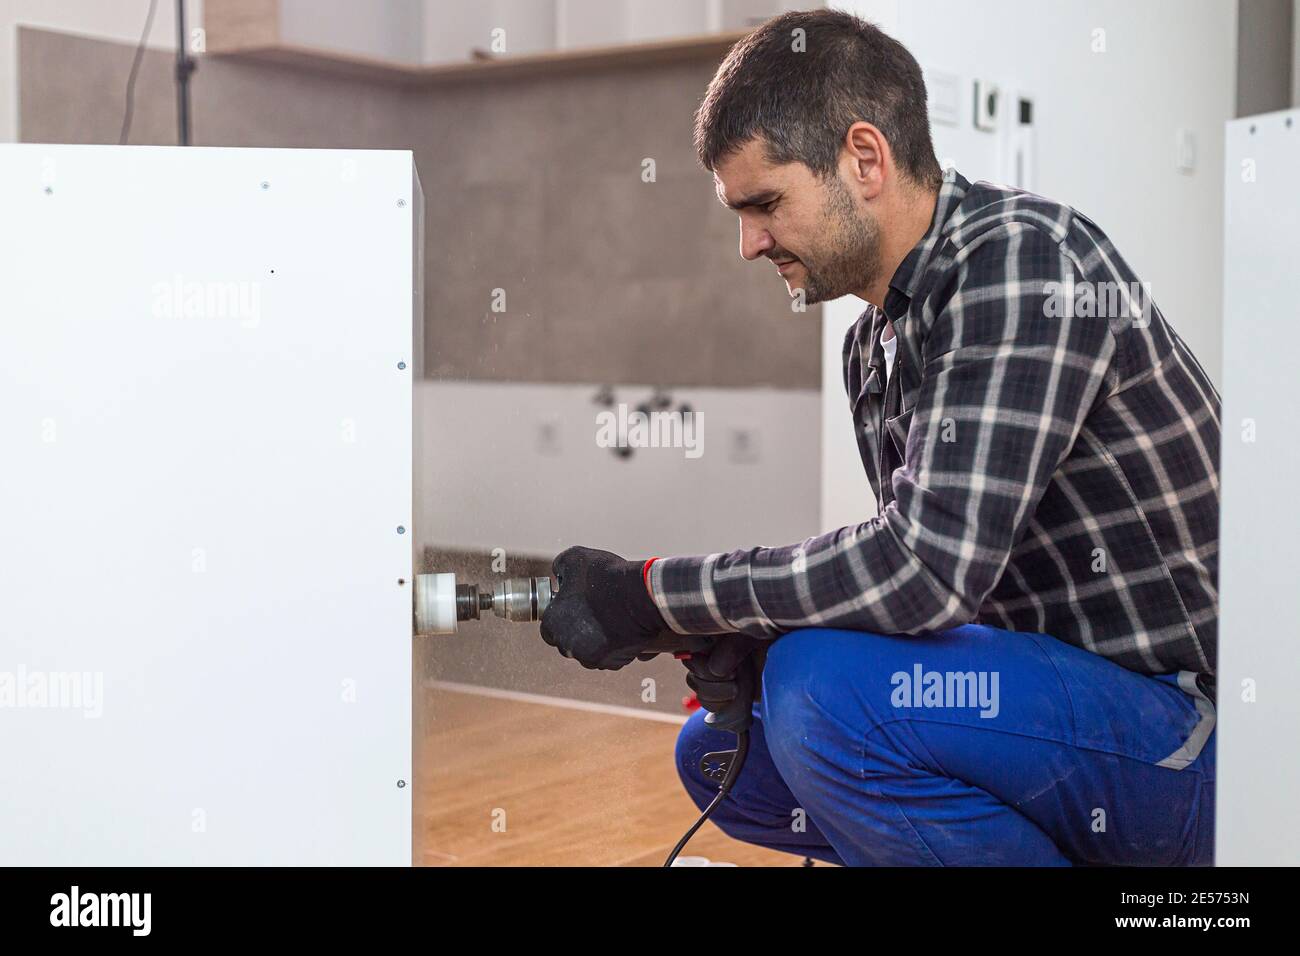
[207,29,751,88]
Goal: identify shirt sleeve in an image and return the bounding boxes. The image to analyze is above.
[647,222,1116,638]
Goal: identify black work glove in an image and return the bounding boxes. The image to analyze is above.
[539,546,669,671]
[682,635,766,733]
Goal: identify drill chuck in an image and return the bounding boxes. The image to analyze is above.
[458,577,553,622]
[414,573,552,635]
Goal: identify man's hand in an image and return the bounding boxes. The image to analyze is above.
[682,635,766,733]
[539,546,669,670]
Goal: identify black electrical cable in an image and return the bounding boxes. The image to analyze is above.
[119,0,160,145]
[662,728,750,867]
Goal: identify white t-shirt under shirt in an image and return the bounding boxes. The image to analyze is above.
[881,321,898,385]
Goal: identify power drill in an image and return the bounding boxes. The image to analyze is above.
[415,571,716,656]
[413,572,745,714]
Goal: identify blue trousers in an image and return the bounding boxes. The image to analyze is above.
[676,626,1215,866]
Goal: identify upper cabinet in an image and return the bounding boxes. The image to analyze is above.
[203,0,799,83]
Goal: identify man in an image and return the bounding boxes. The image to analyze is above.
[540,9,1218,866]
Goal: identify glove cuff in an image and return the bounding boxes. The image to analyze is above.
[605,556,666,637]
[641,557,659,596]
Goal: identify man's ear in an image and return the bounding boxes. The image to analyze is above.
[842,121,888,200]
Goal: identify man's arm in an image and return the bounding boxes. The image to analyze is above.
[649,222,1116,638]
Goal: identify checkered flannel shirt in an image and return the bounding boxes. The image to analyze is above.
[649,171,1220,761]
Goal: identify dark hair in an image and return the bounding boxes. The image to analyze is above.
[694,9,942,189]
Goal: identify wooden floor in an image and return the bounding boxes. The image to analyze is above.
[415,685,806,867]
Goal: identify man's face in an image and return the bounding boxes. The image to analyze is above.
[713,138,882,305]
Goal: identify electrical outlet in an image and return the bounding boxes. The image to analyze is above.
[727,425,761,464]
[536,417,562,456]
[1175,128,1197,173]
[974,79,1000,132]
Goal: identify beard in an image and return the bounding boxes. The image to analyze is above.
[798,176,883,305]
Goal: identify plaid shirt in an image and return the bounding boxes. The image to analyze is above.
[649,171,1220,761]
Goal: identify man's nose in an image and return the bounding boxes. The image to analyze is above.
[739,219,774,261]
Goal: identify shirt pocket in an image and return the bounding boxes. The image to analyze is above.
[885,407,914,460]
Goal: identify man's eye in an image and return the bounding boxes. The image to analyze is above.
[762,201,779,214]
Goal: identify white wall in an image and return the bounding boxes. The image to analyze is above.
[416,380,820,560]
[821,0,1238,532]
[0,0,203,143]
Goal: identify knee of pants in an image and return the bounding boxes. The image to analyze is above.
[762,627,877,719]
[760,627,894,774]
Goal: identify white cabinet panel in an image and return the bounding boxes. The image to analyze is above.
[0,145,421,864]
[1217,110,1300,866]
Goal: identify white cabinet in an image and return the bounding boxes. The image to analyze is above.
[1217,109,1300,866]
[0,145,423,864]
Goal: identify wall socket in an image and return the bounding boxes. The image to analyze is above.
[727,425,761,464]
[974,79,1000,132]
[1175,128,1197,173]
[536,417,563,456]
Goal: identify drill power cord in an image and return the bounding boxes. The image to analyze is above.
[663,727,750,868]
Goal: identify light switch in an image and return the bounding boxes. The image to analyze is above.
[926,68,960,127]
